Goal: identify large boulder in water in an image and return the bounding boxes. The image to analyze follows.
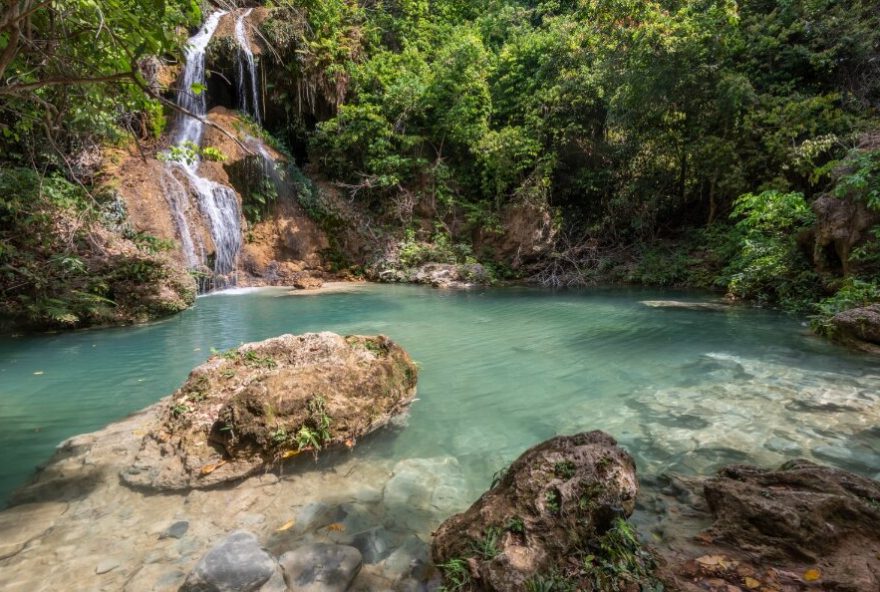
[122,332,418,491]
[431,432,658,591]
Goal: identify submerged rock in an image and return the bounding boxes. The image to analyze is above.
[181,530,279,592]
[431,431,655,591]
[278,543,363,592]
[641,300,731,312]
[122,332,418,491]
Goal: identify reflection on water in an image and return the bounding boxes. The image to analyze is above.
[1,284,878,505]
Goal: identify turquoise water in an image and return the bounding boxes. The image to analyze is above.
[1,284,879,505]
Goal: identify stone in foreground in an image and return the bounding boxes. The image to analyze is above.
[181,531,279,592]
[278,543,363,592]
[701,460,880,591]
[122,332,418,490]
[431,431,650,591]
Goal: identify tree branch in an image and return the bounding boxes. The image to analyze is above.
[0,72,133,94]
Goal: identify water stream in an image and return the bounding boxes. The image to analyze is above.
[235,8,261,124]
[164,11,243,289]
[2,285,878,505]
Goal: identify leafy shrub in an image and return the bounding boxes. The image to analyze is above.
[720,191,820,309]
[811,278,880,337]
[0,168,194,328]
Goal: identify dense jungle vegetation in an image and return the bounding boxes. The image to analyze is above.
[1,0,879,330]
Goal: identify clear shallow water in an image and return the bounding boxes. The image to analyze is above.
[1,284,879,505]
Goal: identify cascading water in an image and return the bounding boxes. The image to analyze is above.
[164,11,243,290]
[235,8,261,124]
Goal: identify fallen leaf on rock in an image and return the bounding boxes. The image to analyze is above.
[743,576,761,589]
[199,460,226,475]
[281,449,302,459]
[803,568,821,582]
[697,555,734,570]
[325,522,345,532]
[275,520,294,532]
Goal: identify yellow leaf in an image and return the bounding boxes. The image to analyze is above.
[199,460,226,475]
[696,554,730,569]
[803,568,821,582]
[275,520,295,532]
[281,449,302,459]
[325,522,345,532]
[744,576,761,589]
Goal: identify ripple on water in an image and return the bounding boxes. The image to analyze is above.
[0,284,879,505]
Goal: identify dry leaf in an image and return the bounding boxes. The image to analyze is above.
[803,568,821,582]
[744,576,761,589]
[199,460,226,475]
[325,522,346,532]
[275,520,295,532]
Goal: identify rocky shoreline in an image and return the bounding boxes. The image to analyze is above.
[0,333,878,592]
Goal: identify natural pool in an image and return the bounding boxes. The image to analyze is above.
[1,283,879,507]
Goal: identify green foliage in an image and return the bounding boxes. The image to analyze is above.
[241,349,278,369]
[580,518,664,592]
[292,396,333,453]
[0,167,193,328]
[469,527,501,560]
[721,191,819,309]
[437,558,471,592]
[811,278,880,337]
[397,229,475,268]
[525,574,576,592]
[158,142,227,166]
[553,460,576,480]
[1,0,200,163]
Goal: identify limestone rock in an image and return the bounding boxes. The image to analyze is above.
[641,300,731,312]
[291,274,324,290]
[122,332,418,491]
[431,432,640,591]
[830,304,880,351]
[812,193,880,276]
[181,531,278,592]
[0,502,68,560]
[474,198,557,269]
[701,459,880,590]
[278,543,363,592]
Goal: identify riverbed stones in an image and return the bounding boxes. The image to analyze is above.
[181,530,279,592]
[431,431,641,591]
[121,332,418,490]
[383,457,471,531]
[278,543,363,592]
[159,520,190,540]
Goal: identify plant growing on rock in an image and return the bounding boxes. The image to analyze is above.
[438,558,471,592]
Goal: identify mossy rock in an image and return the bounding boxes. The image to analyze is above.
[122,332,418,491]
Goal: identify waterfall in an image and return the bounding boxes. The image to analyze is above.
[174,11,225,147]
[235,8,261,124]
[164,11,242,290]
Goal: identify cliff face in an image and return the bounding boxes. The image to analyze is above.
[102,106,330,290]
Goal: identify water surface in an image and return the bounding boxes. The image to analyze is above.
[1,284,878,505]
